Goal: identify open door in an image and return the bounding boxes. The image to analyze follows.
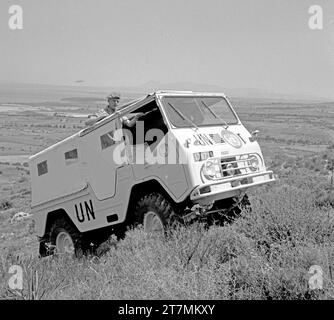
[81,118,125,200]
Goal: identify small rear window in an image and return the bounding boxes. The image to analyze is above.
[65,149,78,165]
[100,131,115,150]
[37,161,48,176]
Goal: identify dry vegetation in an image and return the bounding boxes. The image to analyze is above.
[0,89,334,299]
[0,165,334,300]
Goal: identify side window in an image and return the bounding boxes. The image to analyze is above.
[37,160,48,176]
[127,101,168,149]
[100,131,115,150]
[65,148,78,165]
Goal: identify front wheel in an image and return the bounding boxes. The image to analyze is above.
[134,193,178,234]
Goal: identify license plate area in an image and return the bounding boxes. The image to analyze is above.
[231,177,253,187]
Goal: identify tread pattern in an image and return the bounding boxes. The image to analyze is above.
[134,192,179,229]
[48,217,85,257]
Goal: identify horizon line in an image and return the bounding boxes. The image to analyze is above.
[0,81,333,102]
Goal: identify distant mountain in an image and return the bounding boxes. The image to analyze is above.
[0,81,332,103]
[134,81,331,102]
[86,80,333,102]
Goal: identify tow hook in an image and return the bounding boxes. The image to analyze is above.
[182,203,214,223]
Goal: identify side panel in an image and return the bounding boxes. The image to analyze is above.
[29,135,86,207]
[33,165,134,237]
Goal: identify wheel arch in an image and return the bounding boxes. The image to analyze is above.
[124,179,183,225]
[42,208,80,239]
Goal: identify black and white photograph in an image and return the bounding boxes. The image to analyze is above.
[0,0,334,305]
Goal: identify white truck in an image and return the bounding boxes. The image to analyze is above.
[29,91,275,256]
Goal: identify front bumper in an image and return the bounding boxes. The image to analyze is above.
[190,170,275,203]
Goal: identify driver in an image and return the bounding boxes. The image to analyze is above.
[85,93,143,127]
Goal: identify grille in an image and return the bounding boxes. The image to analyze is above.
[221,157,241,177]
[218,154,259,179]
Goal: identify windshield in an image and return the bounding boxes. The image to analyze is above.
[161,96,238,128]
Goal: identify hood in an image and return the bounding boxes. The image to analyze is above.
[171,124,261,157]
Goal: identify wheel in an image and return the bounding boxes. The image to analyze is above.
[134,193,178,234]
[48,218,84,257]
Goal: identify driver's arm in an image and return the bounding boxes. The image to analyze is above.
[121,113,144,128]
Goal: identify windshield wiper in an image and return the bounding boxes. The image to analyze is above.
[167,102,199,131]
[201,100,229,129]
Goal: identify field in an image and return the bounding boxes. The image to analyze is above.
[0,84,334,299]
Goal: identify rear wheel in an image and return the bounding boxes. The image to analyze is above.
[134,193,178,234]
[55,230,75,254]
[48,218,84,257]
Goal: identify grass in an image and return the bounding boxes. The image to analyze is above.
[0,165,333,300]
[1,94,334,299]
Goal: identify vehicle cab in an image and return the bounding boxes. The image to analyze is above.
[152,91,275,207]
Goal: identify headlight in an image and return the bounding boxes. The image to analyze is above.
[202,158,220,179]
[200,154,262,181]
[248,155,259,171]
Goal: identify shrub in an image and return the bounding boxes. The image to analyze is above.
[0,199,13,211]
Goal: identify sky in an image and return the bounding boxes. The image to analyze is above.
[0,0,333,98]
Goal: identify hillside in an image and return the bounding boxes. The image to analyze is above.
[0,85,334,299]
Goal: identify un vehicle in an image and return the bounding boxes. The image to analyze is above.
[29,91,275,256]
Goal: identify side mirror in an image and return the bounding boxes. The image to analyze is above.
[249,130,259,142]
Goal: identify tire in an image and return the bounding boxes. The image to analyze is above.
[48,218,85,257]
[134,193,178,234]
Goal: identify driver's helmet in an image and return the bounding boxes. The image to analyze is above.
[107,92,121,102]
